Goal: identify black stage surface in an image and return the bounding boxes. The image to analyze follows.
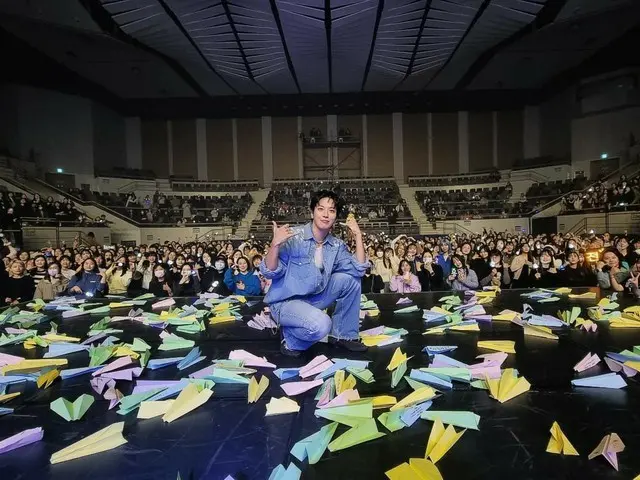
[1,288,640,480]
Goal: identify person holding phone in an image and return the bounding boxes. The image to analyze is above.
[173,264,201,296]
[389,259,421,293]
[149,264,173,297]
[446,255,479,291]
[224,256,260,295]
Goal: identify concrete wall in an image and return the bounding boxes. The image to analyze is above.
[445,217,531,234]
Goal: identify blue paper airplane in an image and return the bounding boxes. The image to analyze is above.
[423,346,457,355]
[571,373,627,389]
[60,366,102,379]
[176,347,206,371]
[409,369,452,390]
[147,357,184,370]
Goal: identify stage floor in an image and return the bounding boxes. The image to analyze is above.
[1,288,640,480]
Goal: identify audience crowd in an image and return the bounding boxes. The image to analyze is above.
[2,224,639,307]
[409,170,501,187]
[560,175,640,213]
[416,186,513,220]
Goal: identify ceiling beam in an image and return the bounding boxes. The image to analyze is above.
[422,0,491,89]
[269,0,301,94]
[78,0,209,98]
[221,0,269,94]
[154,0,240,95]
[360,0,385,91]
[455,0,570,90]
[392,0,433,90]
[325,0,333,93]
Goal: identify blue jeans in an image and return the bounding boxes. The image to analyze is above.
[270,272,361,351]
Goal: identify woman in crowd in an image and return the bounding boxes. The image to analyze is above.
[206,255,231,295]
[390,259,421,294]
[361,267,385,294]
[559,250,597,287]
[198,251,217,293]
[59,255,76,280]
[470,245,491,282]
[616,237,637,266]
[5,260,35,304]
[173,264,201,296]
[224,256,261,295]
[596,249,630,292]
[148,264,173,297]
[103,256,132,295]
[372,246,394,290]
[419,250,444,291]
[510,243,533,289]
[625,257,640,299]
[529,248,559,288]
[34,261,69,300]
[446,254,479,291]
[30,254,48,287]
[68,258,105,296]
[480,250,511,288]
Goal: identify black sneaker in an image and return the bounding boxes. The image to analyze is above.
[329,337,368,352]
[280,340,301,358]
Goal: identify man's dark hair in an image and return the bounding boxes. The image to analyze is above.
[310,190,343,215]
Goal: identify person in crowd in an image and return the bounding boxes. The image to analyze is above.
[480,250,511,288]
[596,248,630,292]
[34,261,69,300]
[529,248,559,288]
[361,266,384,294]
[446,254,479,291]
[625,257,640,299]
[173,264,201,296]
[30,254,48,287]
[372,246,394,290]
[103,256,132,295]
[225,256,261,295]
[68,258,105,296]
[5,260,36,304]
[390,259,421,294]
[559,250,597,287]
[204,255,231,295]
[435,241,453,277]
[616,237,637,266]
[149,264,173,297]
[510,243,533,289]
[470,245,491,282]
[198,252,217,293]
[419,250,444,291]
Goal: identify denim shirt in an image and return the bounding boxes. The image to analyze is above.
[260,222,369,305]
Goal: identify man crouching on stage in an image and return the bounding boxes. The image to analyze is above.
[260,190,369,357]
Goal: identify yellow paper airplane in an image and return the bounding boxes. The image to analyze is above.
[554,287,572,294]
[624,306,640,313]
[108,302,132,308]
[391,387,437,411]
[371,395,397,409]
[248,375,269,403]
[0,392,21,403]
[476,290,498,298]
[569,291,596,299]
[334,370,357,395]
[265,397,300,416]
[162,383,213,423]
[493,310,519,321]
[610,316,640,328]
[522,324,559,340]
[138,400,174,419]
[430,306,451,316]
[477,296,494,305]
[209,315,236,325]
[477,340,515,354]
[485,369,530,403]
[546,421,579,455]
[387,348,410,371]
[360,334,393,347]
[386,458,443,480]
[425,418,465,463]
[50,421,127,464]
[213,302,233,312]
[37,369,60,389]
[41,333,81,343]
[112,346,140,360]
[2,359,67,375]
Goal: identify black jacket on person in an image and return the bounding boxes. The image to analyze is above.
[511,264,532,289]
[559,265,597,287]
[529,267,560,289]
[470,258,491,283]
[419,264,444,292]
[361,274,384,294]
[173,277,200,297]
[148,278,172,297]
[206,268,232,296]
[5,276,35,303]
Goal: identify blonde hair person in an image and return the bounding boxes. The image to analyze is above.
[34,262,69,301]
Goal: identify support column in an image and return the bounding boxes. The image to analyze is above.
[196,118,207,180]
[458,111,469,174]
[524,105,541,159]
[392,112,404,181]
[362,114,368,177]
[427,113,433,175]
[327,114,337,173]
[167,120,174,177]
[125,117,142,170]
[492,111,498,168]
[232,118,238,180]
[262,116,273,186]
[297,116,303,178]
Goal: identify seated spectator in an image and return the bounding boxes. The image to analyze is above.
[419,251,444,292]
[446,254,479,291]
[30,255,48,287]
[596,249,630,292]
[625,258,640,299]
[104,257,132,295]
[480,250,511,288]
[372,246,394,288]
[5,260,35,304]
[510,244,533,289]
[67,258,105,296]
[559,251,596,287]
[224,256,261,295]
[529,248,559,288]
[361,267,384,294]
[149,264,173,297]
[173,264,201,296]
[390,259,421,294]
[34,261,69,300]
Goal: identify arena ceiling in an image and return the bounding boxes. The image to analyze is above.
[1,0,639,116]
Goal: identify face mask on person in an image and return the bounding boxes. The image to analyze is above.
[214,260,225,270]
[154,271,164,278]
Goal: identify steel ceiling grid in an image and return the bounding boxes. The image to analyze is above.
[364,0,429,91]
[330,0,379,92]
[422,0,547,90]
[274,0,330,93]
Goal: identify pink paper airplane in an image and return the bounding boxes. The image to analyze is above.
[299,356,333,378]
[229,350,275,369]
[574,353,601,372]
[396,297,412,305]
[100,367,143,381]
[93,356,134,377]
[0,353,24,367]
[475,352,508,366]
[588,433,625,470]
[104,387,123,410]
[90,377,115,395]
[360,326,386,336]
[281,379,323,396]
[604,357,637,377]
[152,298,175,310]
[317,389,360,409]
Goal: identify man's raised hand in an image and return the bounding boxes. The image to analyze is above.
[271,222,295,247]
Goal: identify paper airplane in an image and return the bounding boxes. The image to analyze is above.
[50,394,94,421]
[385,458,442,480]
[387,348,409,371]
[546,421,579,455]
[299,355,333,378]
[346,366,375,384]
[138,400,174,419]
[604,357,637,377]
[378,410,406,433]
[248,376,269,403]
[391,387,437,411]
[315,358,370,380]
[317,389,359,410]
[0,353,25,367]
[229,350,275,369]
[395,305,420,314]
[100,367,143,382]
[334,370,356,395]
[60,366,102,380]
[204,368,250,384]
[588,433,624,470]
[93,356,133,377]
[423,346,457,355]
[265,397,300,416]
[574,353,601,372]
[409,370,452,391]
[397,297,413,304]
[104,387,123,410]
[569,291,597,299]
[400,401,432,427]
[50,422,127,464]
[117,388,166,415]
[327,418,385,452]
[147,357,184,370]
[477,340,515,354]
[291,423,338,464]
[176,347,206,371]
[268,463,301,480]
[421,411,481,430]
[37,369,60,389]
[493,310,519,321]
[485,369,530,403]
[152,298,175,310]
[422,367,471,383]
[0,427,43,455]
[281,379,323,396]
[162,383,213,423]
[315,398,372,427]
[431,354,469,369]
[274,368,300,381]
[159,333,195,351]
[90,377,115,395]
[571,373,627,389]
[425,418,465,463]
[2,359,67,375]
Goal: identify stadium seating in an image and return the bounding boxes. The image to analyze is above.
[416,186,512,220]
[408,170,501,187]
